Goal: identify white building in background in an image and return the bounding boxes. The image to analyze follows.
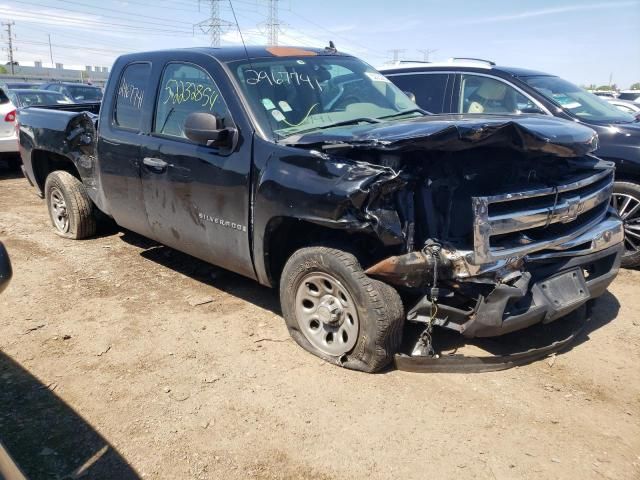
[0,63,110,87]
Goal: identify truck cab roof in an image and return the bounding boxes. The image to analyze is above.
[116,46,350,64]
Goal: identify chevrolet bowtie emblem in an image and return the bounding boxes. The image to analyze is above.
[560,196,583,223]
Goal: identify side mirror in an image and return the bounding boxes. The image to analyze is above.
[184,112,234,147]
[0,242,12,295]
[404,91,416,103]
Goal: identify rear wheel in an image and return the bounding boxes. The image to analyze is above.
[280,246,404,372]
[44,171,96,239]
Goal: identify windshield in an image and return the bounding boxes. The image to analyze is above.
[16,91,72,107]
[523,75,636,124]
[66,85,102,102]
[229,55,417,139]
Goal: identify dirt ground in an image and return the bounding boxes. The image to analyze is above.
[1,163,639,480]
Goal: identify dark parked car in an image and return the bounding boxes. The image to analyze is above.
[381,59,640,267]
[41,82,102,103]
[7,89,73,108]
[16,47,623,372]
[0,81,42,90]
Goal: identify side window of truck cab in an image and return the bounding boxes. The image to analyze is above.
[114,62,151,130]
[154,62,231,140]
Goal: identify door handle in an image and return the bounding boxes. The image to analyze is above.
[143,157,168,172]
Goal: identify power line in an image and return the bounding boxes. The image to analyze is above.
[284,9,388,58]
[54,0,197,26]
[2,21,15,74]
[15,22,174,50]
[6,1,196,34]
[16,38,128,55]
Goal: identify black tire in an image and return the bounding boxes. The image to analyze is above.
[280,246,404,373]
[612,181,640,268]
[44,170,96,239]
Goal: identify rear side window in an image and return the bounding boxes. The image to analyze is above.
[0,88,9,104]
[387,73,449,113]
[115,62,151,130]
[458,74,542,115]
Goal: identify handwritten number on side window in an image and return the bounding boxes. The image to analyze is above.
[118,78,144,109]
[162,79,218,111]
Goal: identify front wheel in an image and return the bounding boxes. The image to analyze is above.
[280,246,404,372]
[44,170,96,239]
[611,181,640,268]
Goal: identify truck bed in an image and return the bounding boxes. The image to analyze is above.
[24,102,101,115]
[17,103,99,202]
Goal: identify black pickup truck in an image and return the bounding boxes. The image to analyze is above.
[17,46,624,372]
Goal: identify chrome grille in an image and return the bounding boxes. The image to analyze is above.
[472,168,614,264]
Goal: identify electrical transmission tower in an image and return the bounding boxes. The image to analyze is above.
[417,48,438,62]
[388,49,406,63]
[266,0,281,46]
[2,21,15,75]
[196,0,233,47]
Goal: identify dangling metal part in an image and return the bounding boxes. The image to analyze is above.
[365,250,452,289]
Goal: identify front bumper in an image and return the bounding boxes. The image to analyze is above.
[462,241,622,337]
[408,214,624,338]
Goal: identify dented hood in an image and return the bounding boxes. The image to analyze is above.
[283,114,598,158]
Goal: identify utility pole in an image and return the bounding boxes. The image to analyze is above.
[388,49,406,63]
[417,48,438,62]
[266,0,280,46]
[195,0,232,47]
[3,21,15,75]
[48,34,54,68]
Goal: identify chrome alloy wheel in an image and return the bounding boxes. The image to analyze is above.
[612,192,640,255]
[294,272,359,356]
[49,186,70,233]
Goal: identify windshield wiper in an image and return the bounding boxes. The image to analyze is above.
[280,117,383,139]
[378,108,430,119]
[316,117,384,128]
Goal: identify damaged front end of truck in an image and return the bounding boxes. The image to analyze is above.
[281,115,624,368]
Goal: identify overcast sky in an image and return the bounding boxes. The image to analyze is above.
[0,0,639,88]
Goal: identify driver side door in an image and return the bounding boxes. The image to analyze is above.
[140,61,255,279]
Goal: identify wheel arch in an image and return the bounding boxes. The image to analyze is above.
[261,216,393,288]
[31,149,81,193]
